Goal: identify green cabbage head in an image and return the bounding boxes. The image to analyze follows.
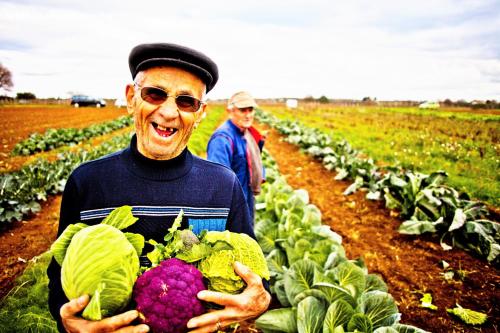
[197,231,270,294]
[50,206,144,320]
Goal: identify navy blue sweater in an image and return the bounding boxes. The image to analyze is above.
[47,135,253,331]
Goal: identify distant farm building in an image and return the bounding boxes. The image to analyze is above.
[418,101,440,109]
[286,99,298,109]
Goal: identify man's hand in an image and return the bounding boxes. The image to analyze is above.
[60,294,150,333]
[186,261,271,333]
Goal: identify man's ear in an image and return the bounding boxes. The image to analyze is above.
[125,84,136,115]
[194,104,207,128]
[226,105,234,118]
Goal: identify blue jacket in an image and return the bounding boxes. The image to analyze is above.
[207,120,265,221]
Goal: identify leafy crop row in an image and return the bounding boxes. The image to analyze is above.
[0,252,57,332]
[11,116,133,156]
[254,151,429,333]
[1,134,133,224]
[255,111,499,265]
[264,105,499,206]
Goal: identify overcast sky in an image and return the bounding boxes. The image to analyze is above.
[1,0,499,101]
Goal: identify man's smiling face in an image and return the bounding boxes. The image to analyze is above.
[126,66,206,160]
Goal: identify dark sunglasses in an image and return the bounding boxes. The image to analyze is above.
[136,85,204,112]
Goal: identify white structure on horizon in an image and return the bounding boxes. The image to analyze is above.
[419,101,440,109]
[286,98,298,109]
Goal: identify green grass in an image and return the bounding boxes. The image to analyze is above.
[188,105,226,156]
[264,105,500,206]
[363,106,499,121]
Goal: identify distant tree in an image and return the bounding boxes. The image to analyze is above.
[16,92,36,100]
[0,63,13,91]
[0,95,14,102]
[303,95,315,102]
[443,98,453,106]
[361,96,378,106]
[474,99,500,110]
[318,95,329,103]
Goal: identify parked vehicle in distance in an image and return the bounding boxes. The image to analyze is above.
[71,95,107,108]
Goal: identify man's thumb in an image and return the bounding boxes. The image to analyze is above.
[233,261,260,286]
[60,294,89,318]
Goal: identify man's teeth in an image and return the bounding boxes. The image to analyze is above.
[156,124,174,131]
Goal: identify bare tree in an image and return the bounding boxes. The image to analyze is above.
[0,63,14,91]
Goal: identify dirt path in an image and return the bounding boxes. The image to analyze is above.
[261,125,499,333]
[0,196,60,299]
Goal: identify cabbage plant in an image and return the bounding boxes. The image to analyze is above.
[195,231,271,294]
[254,110,499,265]
[51,206,144,320]
[253,152,429,333]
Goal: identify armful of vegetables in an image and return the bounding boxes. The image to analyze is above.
[135,210,271,333]
[52,207,271,333]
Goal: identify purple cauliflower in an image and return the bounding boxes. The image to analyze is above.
[133,258,206,333]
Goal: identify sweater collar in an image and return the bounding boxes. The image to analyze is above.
[121,135,193,181]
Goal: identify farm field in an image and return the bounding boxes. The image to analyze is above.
[0,105,127,171]
[0,103,498,333]
[260,126,499,333]
[263,104,500,207]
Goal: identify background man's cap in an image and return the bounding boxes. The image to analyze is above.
[129,43,219,92]
[228,91,258,108]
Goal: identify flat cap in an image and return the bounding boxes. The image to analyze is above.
[129,43,219,92]
[228,91,258,108]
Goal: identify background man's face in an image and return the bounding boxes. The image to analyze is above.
[229,106,255,130]
[126,66,206,160]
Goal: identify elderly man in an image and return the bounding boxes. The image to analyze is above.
[47,43,270,333]
[207,92,265,223]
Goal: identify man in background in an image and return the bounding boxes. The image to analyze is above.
[207,92,266,223]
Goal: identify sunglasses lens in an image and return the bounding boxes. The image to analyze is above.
[141,87,167,105]
[139,86,202,112]
[176,95,200,112]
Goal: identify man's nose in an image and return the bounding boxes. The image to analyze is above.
[157,96,179,118]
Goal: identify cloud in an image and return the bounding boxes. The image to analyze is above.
[0,39,32,52]
[0,0,499,100]
[21,72,58,76]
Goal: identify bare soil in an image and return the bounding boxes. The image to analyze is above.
[0,196,60,299]
[261,125,499,333]
[0,106,127,171]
